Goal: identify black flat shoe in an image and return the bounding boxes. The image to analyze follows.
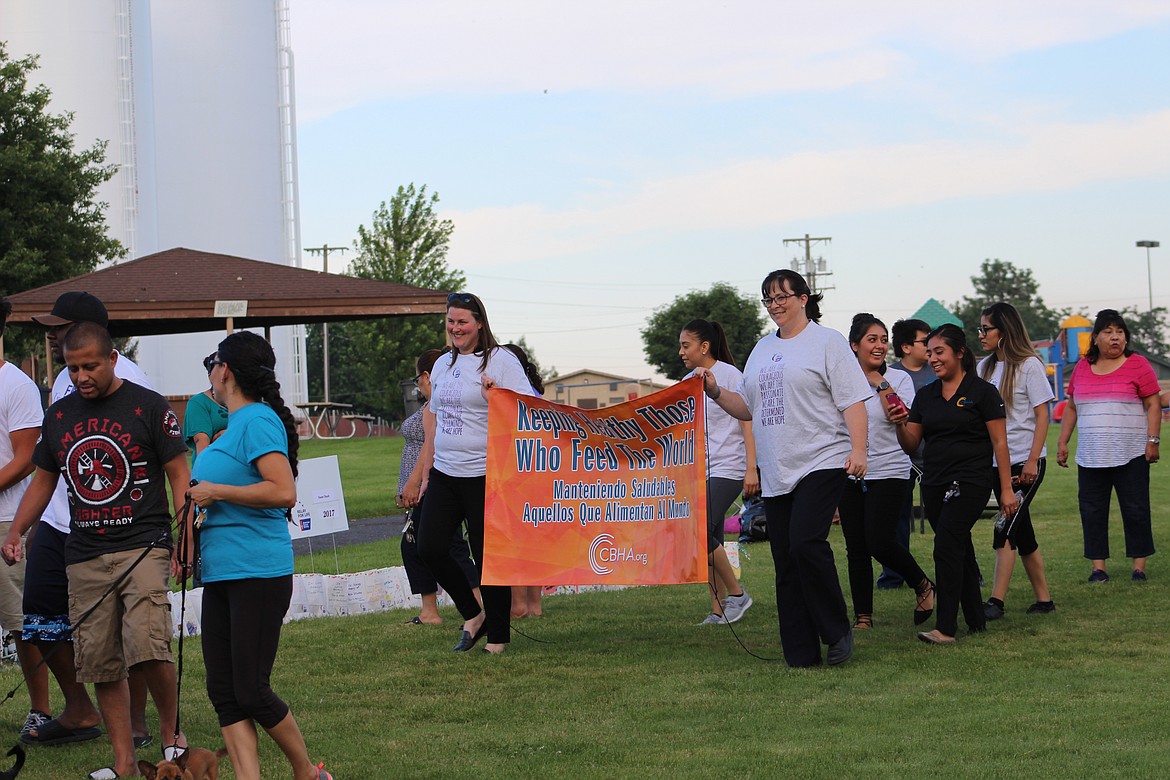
[453,623,488,652]
[827,630,854,666]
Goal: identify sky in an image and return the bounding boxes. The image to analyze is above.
[289,0,1170,381]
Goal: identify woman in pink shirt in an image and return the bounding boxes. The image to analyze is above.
[1057,310,1162,582]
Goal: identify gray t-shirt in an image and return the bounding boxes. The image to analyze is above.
[978,356,1054,466]
[736,322,870,496]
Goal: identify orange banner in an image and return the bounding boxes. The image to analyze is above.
[483,377,708,586]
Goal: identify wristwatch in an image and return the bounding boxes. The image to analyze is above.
[1149,436,1161,445]
[875,380,890,392]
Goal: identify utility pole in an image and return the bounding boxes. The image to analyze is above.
[304,244,348,401]
[783,233,833,293]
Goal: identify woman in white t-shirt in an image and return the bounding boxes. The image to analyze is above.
[838,313,934,631]
[977,302,1056,619]
[679,319,759,626]
[697,270,869,668]
[417,293,534,655]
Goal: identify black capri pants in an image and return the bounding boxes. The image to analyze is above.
[202,575,292,729]
[990,459,1046,555]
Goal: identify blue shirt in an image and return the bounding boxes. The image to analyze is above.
[191,402,293,582]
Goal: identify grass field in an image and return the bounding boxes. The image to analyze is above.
[2,429,1168,778]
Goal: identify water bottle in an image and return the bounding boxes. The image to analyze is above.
[993,490,1026,532]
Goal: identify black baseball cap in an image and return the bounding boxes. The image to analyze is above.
[32,291,109,329]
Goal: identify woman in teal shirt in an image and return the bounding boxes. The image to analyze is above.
[189,332,331,780]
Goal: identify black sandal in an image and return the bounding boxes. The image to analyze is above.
[853,614,873,630]
[914,580,935,626]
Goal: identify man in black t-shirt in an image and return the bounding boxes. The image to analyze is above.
[2,323,191,778]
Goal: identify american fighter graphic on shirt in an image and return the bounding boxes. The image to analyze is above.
[33,380,187,564]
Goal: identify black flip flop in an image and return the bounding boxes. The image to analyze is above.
[405,616,423,625]
[19,717,101,746]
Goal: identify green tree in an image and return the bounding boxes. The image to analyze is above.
[0,43,123,366]
[641,282,766,380]
[1117,305,1169,360]
[305,184,465,420]
[949,259,1066,349]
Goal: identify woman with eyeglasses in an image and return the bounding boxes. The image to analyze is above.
[889,324,1016,646]
[398,348,481,625]
[1057,309,1161,583]
[697,270,868,668]
[417,293,534,654]
[977,303,1056,619]
[188,332,332,780]
[838,313,934,632]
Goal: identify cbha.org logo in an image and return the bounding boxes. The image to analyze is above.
[588,533,649,576]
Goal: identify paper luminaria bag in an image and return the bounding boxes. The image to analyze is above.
[483,376,708,586]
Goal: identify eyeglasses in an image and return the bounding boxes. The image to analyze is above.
[761,292,798,307]
[912,339,929,346]
[976,326,997,336]
[414,372,426,382]
[203,354,224,373]
[447,292,476,307]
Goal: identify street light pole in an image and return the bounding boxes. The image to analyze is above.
[1136,240,1160,311]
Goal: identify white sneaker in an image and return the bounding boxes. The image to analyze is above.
[722,589,753,623]
[698,612,724,625]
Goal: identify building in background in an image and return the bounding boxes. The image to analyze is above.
[547,369,666,410]
[3,0,306,400]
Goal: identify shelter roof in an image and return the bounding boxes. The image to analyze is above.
[910,298,963,328]
[4,247,449,337]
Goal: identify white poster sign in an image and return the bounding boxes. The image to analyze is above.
[289,455,349,540]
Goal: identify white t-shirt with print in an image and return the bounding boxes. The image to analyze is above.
[685,360,747,481]
[429,348,534,478]
[978,356,1054,466]
[0,363,45,523]
[865,368,915,481]
[736,322,870,497]
[42,353,153,533]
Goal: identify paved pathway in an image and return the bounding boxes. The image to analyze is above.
[291,514,405,555]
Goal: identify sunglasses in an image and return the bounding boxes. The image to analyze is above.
[448,292,476,307]
[203,354,224,373]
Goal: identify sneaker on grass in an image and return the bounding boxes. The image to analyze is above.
[698,612,724,625]
[722,589,753,623]
[20,709,49,736]
[1025,600,1056,614]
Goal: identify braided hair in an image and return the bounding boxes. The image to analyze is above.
[217,331,300,478]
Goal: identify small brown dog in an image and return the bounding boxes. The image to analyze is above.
[138,748,229,780]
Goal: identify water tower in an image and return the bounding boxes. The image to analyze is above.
[3,0,306,401]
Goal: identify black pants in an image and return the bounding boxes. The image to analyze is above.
[401,509,480,596]
[923,482,990,637]
[839,477,928,617]
[418,469,511,644]
[764,469,850,668]
[202,576,292,729]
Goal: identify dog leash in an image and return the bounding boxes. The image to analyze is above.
[0,523,179,710]
[171,483,198,750]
